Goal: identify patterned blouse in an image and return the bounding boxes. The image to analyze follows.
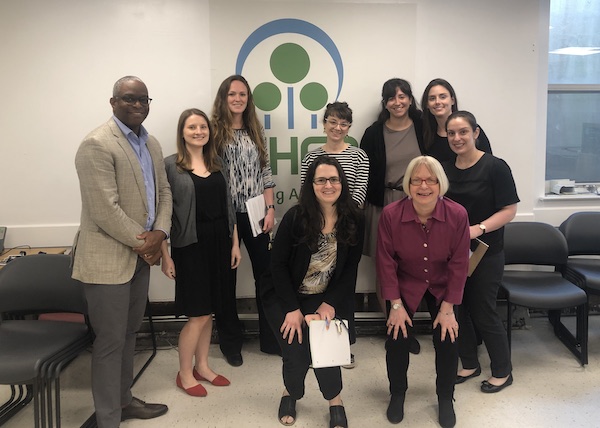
[299,231,338,294]
[220,128,276,212]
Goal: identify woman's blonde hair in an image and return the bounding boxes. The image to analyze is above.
[402,155,449,196]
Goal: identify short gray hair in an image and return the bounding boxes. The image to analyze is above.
[402,155,449,196]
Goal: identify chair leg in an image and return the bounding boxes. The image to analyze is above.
[0,387,18,424]
[577,302,589,365]
[0,385,17,413]
[550,307,588,365]
[46,377,53,428]
[506,302,512,354]
[33,381,41,428]
[0,385,34,426]
[54,377,61,428]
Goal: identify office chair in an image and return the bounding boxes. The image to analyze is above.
[559,212,600,297]
[0,254,93,428]
[501,222,588,365]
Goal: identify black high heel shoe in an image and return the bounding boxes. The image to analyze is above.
[329,405,347,428]
[278,395,296,426]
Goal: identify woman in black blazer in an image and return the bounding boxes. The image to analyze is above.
[261,156,363,428]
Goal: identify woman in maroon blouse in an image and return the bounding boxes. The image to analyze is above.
[376,156,470,428]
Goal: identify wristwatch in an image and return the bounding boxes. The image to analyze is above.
[391,302,402,310]
[478,223,487,234]
[267,204,275,211]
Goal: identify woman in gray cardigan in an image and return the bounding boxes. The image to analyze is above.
[160,109,240,397]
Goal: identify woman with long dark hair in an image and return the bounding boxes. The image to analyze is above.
[443,110,519,394]
[360,78,425,354]
[261,156,363,428]
[421,78,492,162]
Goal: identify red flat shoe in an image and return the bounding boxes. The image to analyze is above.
[176,372,207,397]
[193,368,230,386]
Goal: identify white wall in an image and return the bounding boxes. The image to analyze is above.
[2,0,595,301]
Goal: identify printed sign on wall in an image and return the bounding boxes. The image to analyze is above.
[210,1,416,215]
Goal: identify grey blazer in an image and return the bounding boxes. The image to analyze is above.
[72,118,172,284]
[164,154,236,248]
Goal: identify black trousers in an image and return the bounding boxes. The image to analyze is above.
[457,250,512,378]
[213,257,244,356]
[264,293,343,401]
[386,291,457,400]
[216,212,280,355]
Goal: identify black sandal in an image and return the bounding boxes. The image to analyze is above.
[329,405,347,428]
[278,395,296,426]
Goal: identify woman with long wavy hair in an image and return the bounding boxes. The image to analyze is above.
[261,156,363,428]
[211,75,280,366]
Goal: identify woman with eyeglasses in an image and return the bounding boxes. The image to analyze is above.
[377,155,469,427]
[443,111,519,395]
[421,78,492,163]
[360,78,425,354]
[211,75,280,366]
[300,101,369,368]
[261,156,363,428]
[300,102,369,208]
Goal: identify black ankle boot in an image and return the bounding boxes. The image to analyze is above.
[438,398,456,428]
[386,393,405,424]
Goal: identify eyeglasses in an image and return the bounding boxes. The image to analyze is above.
[115,95,152,106]
[313,176,341,185]
[325,119,351,130]
[409,178,439,186]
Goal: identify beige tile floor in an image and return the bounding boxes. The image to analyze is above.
[2,315,600,428]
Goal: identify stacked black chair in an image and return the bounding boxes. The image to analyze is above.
[501,222,588,365]
[0,254,93,428]
[559,211,600,298]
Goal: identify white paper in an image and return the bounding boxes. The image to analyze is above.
[309,319,351,368]
[245,194,266,237]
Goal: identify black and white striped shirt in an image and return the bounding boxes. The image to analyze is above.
[300,145,369,206]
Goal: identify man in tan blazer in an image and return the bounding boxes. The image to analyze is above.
[72,76,172,428]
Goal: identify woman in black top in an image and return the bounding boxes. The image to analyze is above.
[421,78,492,162]
[443,111,519,394]
[161,109,241,397]
[261,156,363,428]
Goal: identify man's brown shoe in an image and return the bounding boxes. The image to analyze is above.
[121,397,168,421]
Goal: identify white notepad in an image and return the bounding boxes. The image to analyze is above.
[309,319,351,368]
[245,194,266,237]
